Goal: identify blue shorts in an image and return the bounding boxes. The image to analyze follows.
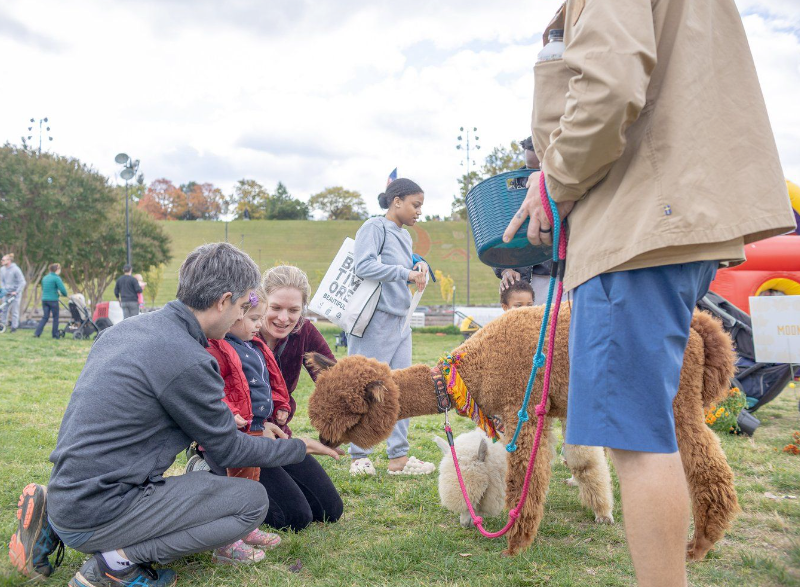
[565,261,717,453]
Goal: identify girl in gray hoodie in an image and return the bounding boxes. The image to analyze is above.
[347,178,434,476]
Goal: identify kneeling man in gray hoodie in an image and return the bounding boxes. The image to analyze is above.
[9,242,339,587]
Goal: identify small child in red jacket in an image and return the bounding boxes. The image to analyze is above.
[206,289,292,565]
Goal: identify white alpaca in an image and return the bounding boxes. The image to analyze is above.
[435,427,615,528]
[433,429,508,528]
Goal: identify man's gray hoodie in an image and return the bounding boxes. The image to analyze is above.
[0,262,26,293]
[48,300,306,530]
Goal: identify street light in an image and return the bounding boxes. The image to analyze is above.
[456,126,481,306]
[115,153,141,267]
[26,117,53,155]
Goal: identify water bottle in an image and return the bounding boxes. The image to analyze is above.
[537,29,565,62]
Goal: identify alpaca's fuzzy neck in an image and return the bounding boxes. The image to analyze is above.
[391,364,440,420]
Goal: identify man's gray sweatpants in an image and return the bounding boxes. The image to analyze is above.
[348,309,412,460]
[55,472,268,564]
[1,295,21,329]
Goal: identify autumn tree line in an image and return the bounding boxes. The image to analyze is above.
[135,140,526,222]
[0,139,526,314]
[137,178,371,222]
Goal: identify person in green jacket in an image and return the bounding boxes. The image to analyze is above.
[34,263,68,339]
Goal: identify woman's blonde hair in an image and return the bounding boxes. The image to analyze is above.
[262,265,311,326]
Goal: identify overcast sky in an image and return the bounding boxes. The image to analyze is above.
[1,0,799,218]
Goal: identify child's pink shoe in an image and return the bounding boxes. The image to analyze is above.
[212,539,265,564]
[242,528,281,550]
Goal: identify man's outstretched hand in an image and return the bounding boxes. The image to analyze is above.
[301,438,341,459]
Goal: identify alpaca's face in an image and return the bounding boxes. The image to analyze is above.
[307,354,401,449]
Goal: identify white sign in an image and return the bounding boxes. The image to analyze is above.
[750,296,800,363]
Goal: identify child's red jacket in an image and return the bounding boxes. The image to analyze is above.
[206,337,292,435]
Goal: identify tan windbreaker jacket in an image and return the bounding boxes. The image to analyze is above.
[531,0,796,291]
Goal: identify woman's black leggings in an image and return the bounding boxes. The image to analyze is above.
[259,454,343,532]
[204,452,342,532]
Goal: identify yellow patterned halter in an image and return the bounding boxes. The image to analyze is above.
[438,353,501,442]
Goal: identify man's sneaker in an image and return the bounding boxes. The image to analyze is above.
[8,483,65,579]
[211,540,266,565]
[185,454,210,473]
[69,554,177,587]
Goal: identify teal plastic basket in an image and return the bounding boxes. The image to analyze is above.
[465,168,550,269]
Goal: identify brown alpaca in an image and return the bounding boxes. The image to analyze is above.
[307,304,740,558]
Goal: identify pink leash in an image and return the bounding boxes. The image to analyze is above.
[446,173,567,538]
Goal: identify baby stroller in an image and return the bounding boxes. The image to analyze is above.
[334,330,348,352]
[697,291,800,434]
[59,294,100,340]
[0,288,16,334]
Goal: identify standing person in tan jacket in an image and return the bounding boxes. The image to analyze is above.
[504,1,795,586]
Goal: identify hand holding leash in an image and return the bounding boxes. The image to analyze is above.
[502,171,574,246]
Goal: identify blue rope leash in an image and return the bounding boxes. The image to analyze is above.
[506,183,562,453]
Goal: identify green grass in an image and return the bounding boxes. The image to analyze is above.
[2,327,800,586]
[114,220,504,307]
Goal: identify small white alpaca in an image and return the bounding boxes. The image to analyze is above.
[433,429,507,528]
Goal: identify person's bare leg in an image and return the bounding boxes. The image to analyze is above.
[610,449,689,587]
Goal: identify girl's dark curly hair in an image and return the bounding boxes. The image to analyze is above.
[378,178,423,209]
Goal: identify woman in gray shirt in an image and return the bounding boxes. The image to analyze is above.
[348,178,434,476]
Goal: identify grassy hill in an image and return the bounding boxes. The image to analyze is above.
[134,219,504,307]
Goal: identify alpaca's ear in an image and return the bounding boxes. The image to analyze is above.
[365,380,386,403]
[305,352,336,375]
[432,435,449,454]
[477,437,488,462]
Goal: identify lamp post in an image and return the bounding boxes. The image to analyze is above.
[115,154,141,267]
[456,126,481,306]
[26,117,53,155]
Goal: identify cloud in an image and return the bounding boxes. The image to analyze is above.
[736,0,800,25]
[119,0,344,38]
[152,145,240,185]
[740,11,800,182]
[0,0,797,220]
[0,9,63,52]
[236,131,354,160]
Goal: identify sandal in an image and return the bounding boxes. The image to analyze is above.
[212,540,265,565]
[242,528,281,550]
[349,457,376,476]
[387,456,435,476]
